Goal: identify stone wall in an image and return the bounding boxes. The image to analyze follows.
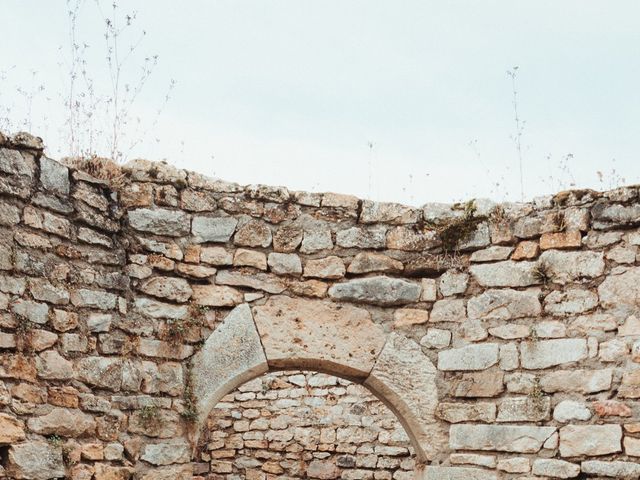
[202,371,414,479]
[1,130,640,479]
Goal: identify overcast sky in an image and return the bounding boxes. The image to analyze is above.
[2,1,639,205]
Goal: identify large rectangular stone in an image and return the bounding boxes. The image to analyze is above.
[192,216,238,243]
[449,424,556,453]
[520,339,587,369]
[438,344,499,371]
[469,261,538,287]
[581,460,640,478]
[128,208,191,237]
[422,466,497,480]
[538,250,605,283]
[559,425,622,457]
[540,369,612,393]
[467,289,541,320]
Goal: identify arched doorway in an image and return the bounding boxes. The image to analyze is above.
[198,369,417,478]
[189,298,448,479]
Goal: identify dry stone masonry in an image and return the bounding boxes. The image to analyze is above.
[203,370,416,479]
[0,130,640,479]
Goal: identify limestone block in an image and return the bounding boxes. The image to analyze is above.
[254,296,385,378]
[359,200,420,224]
[386,226,440,251]
[559,425,622,457]
[200,246,233,265]
[539,230,582,250]
[303,256,346,279]
[470,246,513,262]
[191,304,268,426]
[0,412,25,444]
[6,441,65,480]
[128,208,191,237]
[449,424,556,453]
[365,333,445,461]
[496,396,550,422]
[192,216,238,243]
[435,402,496,423]
[75,357,124,391]
[468,288,541,320]
[216,270,286,294]
[421,466,497,480]
[469,261,538,287]
[40,156,70,195]
[419,329,451,349]
[532,459,580,478]
[592,202,640,228]
[438,344,499,371]
[29,278,70,305]
[134,298,188,319]
[328,276,421,306]
[598,267,640,308]
[37,350,74,380]
[347,252,404,274]
[450,370,504,398]
[520,339,587,369]
[544,288,598,315]
[540,368,612,394]
[140,439,191,465]
[233,249,267,270]
[267,253,302,276]
[70,289,117,310]
[336,226,387,249]
[496,457,529,473]
[429,298,466,323]
[438,271,469,296]
[0,148,36,197]
[138,276,193,303]
[27,407,96,436]
[393,308,429,329]
[234,219,272,247]
[273,225,303,252]
[511,240,539,260]
[300,227,333,253]
[580,460,640,478]
[553,400,592,423]
[538,250,605,283]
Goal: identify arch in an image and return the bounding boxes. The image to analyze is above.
[190,297,447,478]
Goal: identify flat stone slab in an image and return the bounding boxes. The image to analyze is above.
[421,466,497,480]
[191,304,268,425]
[559,425,622,457]
[253,295,386,378]
[520,338,587,369]
[467,288,541,320]
[128,208,191,237]
[581,460,640,478]
[449,424,556,453]
[365,333,445,461]
[328,276,421,306]
[6,441,65,479]
[438,344,499,371]
[469,261,538,287]
[598,267,640,308]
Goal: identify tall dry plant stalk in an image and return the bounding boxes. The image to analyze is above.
[507,66,525,202]
[59,0,175,162]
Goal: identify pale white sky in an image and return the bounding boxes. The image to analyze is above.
[2,1,639,205]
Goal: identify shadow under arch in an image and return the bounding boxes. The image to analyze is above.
[189,297,447,479]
